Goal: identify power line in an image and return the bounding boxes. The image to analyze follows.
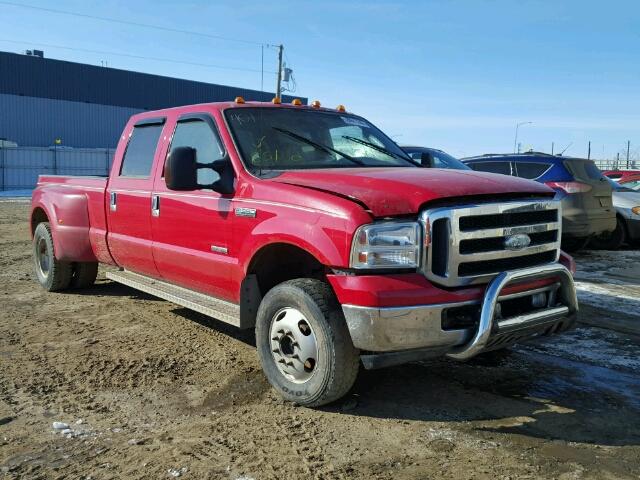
[0,39,277,75]
[0,1,274,47]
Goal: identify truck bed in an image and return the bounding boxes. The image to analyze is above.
[32,174,111,264]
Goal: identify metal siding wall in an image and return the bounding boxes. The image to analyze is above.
[0,51,305,110]
[0,147,115,191]
[0,94,141,147]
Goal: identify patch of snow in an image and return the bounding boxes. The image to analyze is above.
[168,467,188,477]
[52,422,69,430]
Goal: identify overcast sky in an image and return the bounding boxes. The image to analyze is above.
[1,0,638,159]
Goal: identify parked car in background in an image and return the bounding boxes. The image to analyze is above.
[462,152,616,251]
[603,170,640,182]
[589,178,640,249]
[620,175,640,191]
[402,146,471,170]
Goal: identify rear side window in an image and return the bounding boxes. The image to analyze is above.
[514,162,551,179]
[169,118,225,184]
[120,123,164,177]
[468,161,512,175]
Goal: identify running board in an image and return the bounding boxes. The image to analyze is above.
[106,270,241,327]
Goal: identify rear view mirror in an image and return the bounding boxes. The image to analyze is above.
[165,146,198,191]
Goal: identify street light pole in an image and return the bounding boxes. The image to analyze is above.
[514,121,532,153]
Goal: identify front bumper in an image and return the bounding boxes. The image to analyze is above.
[341,264,578,361]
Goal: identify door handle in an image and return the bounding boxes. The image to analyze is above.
[151,195,160,217]
[110,192,117,212]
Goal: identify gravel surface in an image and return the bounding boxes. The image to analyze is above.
[1,201,639,479]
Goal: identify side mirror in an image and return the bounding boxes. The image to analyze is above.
[165,146,235,194]
[165,146,197,191]
[420,152,434,168]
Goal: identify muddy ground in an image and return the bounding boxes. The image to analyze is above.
[1,199,639,480]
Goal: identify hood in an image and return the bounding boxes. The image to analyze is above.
[268,168,554,216]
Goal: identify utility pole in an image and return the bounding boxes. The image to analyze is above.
[275,44,284,100]
[627,140,631,169]
[587,141,591,160]
[551,142,554,155]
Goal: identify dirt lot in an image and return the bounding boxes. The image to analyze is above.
[1,199,639,479]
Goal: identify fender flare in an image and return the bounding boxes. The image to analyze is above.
[30,188,98,263]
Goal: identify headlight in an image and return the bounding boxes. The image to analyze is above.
[350,221,421,269]
[632,206,640,216]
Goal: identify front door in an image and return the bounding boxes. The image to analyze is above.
[151,113,234,300]
[106,117,166,277]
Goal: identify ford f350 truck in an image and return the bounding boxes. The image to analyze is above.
[30,98,578,406]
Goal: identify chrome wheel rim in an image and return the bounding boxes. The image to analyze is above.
[36,237,50,278]
[269,307,318,383]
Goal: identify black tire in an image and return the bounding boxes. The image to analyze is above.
[589,217,626,250]
[561,236,590,252]
[32,222,72,292]
[255,278,360,407]
[71,262,99,288]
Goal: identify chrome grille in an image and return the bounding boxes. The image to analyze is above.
[420,200,561,287]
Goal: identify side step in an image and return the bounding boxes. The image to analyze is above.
[106,270,241,327]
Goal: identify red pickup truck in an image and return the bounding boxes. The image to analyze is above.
[30,98,578,406]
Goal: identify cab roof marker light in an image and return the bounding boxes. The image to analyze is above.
[234,96,245,104]
[311,100,321,108]
[272,97,281,104]
[291,98,302,106]
[336,104,346,112]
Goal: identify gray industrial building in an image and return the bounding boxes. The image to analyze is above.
[0,50,304,148]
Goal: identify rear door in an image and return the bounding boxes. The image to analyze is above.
[563,159,614,215]
[106,117,167,277]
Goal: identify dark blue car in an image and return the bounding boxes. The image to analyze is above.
[462,152,615,251]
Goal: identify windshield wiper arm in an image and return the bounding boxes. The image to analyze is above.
[341,135,419,166]
[273,127,365,166]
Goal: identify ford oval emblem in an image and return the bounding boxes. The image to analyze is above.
[504,233,531,250]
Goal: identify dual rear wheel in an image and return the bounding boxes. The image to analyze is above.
[32,222,98,291]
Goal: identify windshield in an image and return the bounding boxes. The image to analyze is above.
[224,107,416,173]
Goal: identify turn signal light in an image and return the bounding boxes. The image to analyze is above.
[291,98,302,106]
[632,206,640,215]
[545,181,592,194]
[336,104,346,112]
[234,96,245,104]
[311,100,321,108]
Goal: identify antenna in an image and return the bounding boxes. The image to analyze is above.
[559,142,573,155]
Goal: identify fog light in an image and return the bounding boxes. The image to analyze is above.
[532,292,547,308]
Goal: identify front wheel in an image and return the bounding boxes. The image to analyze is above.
[255,279,359,407]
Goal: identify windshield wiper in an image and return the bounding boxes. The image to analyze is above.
[273,127,365,166]
[341,135,420,166]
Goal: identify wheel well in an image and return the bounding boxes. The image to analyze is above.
[31,207,49,236]
[247,243,326,296]
[239,243,327,329]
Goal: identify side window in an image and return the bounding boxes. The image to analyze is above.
[468,161,512,175]
[169,119,225,185]
[120,123,164,177]
[514,162,551,179]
